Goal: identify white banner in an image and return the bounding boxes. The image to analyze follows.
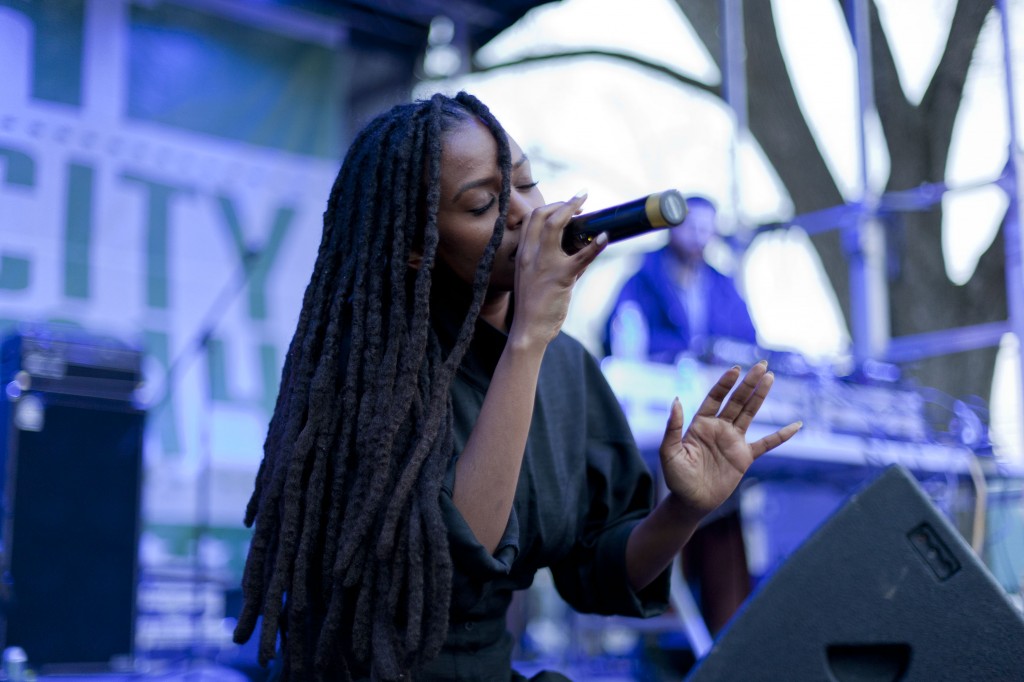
[0,0,340,547]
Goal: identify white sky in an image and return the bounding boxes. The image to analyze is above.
[416,0,1024,461]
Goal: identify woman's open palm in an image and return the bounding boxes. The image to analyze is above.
[659,361,802,515]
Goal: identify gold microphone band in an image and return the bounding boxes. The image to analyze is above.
[644,189,687,228]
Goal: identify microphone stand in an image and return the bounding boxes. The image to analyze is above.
[143,248,259,678]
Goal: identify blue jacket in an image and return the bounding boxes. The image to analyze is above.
[603,248,757,363]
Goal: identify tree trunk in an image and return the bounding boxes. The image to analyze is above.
[677,0,1006,434]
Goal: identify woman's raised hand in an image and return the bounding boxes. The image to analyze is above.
[658,361,802,516]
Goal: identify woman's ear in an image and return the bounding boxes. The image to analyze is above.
[408,249,423,270]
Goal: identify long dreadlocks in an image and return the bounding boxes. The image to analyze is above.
[233,91,514,681]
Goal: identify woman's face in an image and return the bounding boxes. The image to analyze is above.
[434,117,545,292]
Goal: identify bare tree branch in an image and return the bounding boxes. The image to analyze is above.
[468,49,719,95]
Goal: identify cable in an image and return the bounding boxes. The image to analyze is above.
[965,451,989,556]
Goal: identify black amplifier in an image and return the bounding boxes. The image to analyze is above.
[0,324,144,670]
[1,325,142,403]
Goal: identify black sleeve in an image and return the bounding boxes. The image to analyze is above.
[549,351,670,617]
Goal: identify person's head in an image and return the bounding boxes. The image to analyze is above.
[327,92,517,291]
[235,92,524,682]
[668,195,718,263]
[433,115,544,293]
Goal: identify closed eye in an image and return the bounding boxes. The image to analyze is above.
[470,197,495,216]
[471,180,537,215]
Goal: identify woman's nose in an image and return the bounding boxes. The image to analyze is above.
[506,190,535,231]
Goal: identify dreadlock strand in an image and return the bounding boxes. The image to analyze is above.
[402,497,426,659]
[328,124,403,566]
[370,521,410,681]
[377,192,508,562]
[351,560,378,665]
[312,567,352,676]
[237,181,361,637]
[418,393,457,659]
[256,375,346,658]
[247,159,348,528]
[372,95,456,557]
[284,438,333,678]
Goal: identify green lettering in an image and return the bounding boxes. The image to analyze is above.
[0,146,35,290]
[144,329,182,456]
[0,257,30,290]
[206,337,230,402]
[204,335,280,416]
[120,174,193,309]
[259,341,280,415]
[215,195,295,320]
[0,147,36,187]
[64,162,93,298]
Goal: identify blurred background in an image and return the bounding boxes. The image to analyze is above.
[0,0,1022,680]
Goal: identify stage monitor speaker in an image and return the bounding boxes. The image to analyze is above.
[685,465,1024,682]
[0,328,144,670]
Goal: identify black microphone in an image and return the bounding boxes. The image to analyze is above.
[562,189,688,254]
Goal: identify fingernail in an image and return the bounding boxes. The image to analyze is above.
[595,232,609,246]
[573,188,589,200]
[758,359,768,366]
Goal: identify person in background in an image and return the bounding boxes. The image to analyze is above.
[233,92,799,682]
[603,195,756,364]
[603,195,760,638]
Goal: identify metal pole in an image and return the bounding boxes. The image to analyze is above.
[722,0,748,234]
[653,0,751,659]
[996,0,1024,453]
[848,0,889,364]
